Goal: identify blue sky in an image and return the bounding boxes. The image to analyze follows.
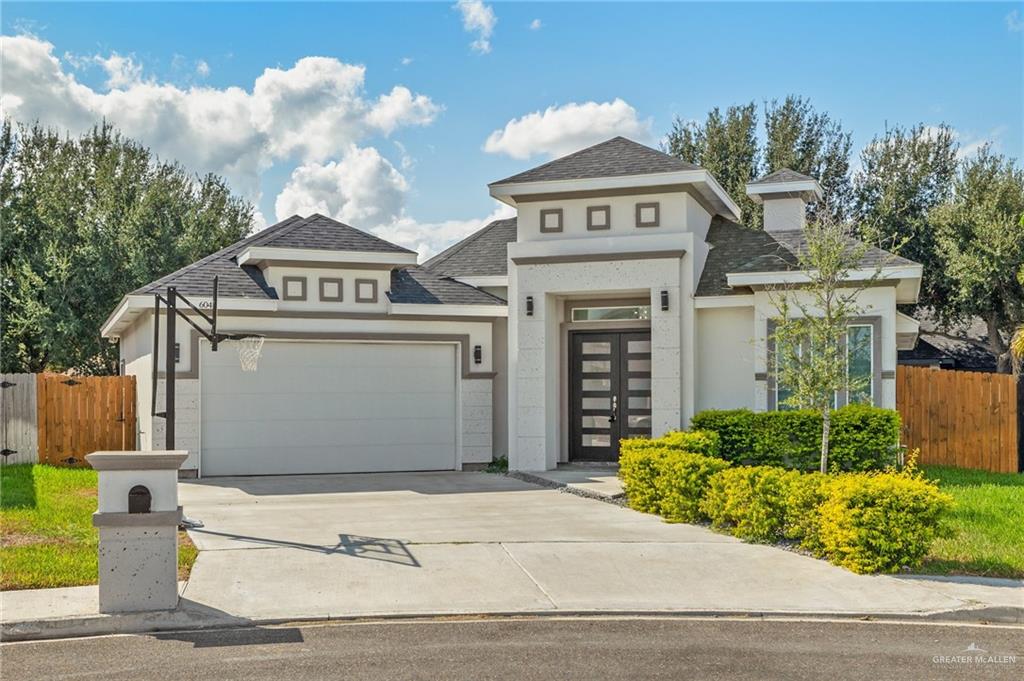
[3,2,1021,257]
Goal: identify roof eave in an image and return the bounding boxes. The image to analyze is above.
[238,246,418,268]
[725,264,924,303]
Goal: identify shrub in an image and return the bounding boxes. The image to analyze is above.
[689,410,754,462]
[829,405,901,471]
[690,406,901,471]
[816,469,953,573]
[618,446,668,514]
[653,451,731,523]
[783,472,832,551]
[701,466,800,542]
[620,430,721,458]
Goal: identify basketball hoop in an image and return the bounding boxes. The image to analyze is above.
[234,335,265,372]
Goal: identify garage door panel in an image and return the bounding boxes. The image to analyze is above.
[200,341,458,476]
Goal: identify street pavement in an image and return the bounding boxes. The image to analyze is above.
[3,616,1021,680]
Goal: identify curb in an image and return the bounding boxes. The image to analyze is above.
[4,605,1021,643]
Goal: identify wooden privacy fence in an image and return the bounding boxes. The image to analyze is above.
[896,366,1021,473]
[0,373,136,467]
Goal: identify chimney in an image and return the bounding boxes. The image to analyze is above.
[745,169,823,232]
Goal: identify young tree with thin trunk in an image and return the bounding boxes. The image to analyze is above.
[767,212,885,473]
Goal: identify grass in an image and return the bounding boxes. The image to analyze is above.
[919,465,1024,579]
[1,464,198,590]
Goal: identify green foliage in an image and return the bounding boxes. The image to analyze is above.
[690,406,900,471]
[619,446,670,514]
[783,472,832,551]
[816,467,953,574]
[701,466,799,542]
[854,123,959,309]
[652,451,731,523]
[0,120,253,374]
[621,430,720,458]
[666,95,852,228]
[486,457,508,473]
[929,147,1024,373]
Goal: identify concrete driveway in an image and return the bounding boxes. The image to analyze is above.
[177,472,1018,622]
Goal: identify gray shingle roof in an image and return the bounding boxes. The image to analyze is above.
[490,137,700,186]
[695,217,919,296]
[748,168,815,185]
[255,213,415,254]
[388,267,506,306]
[422,218,517,277]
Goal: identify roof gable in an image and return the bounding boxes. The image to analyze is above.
[490,137,701,186]
[423,218,517,277]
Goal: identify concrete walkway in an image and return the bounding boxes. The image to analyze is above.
[3,472,1021,640]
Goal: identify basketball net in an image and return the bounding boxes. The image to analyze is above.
[235,336,265,372]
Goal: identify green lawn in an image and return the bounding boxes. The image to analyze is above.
[919,465,1024,579]
[1,464,198,590]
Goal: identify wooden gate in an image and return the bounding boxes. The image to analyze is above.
[896,366,1021,473]
[0,373,39,465]
[36,374,137,466]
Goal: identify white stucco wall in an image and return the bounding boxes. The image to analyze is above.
[763,197,806,232]
[695,306,757,411]
[262,265,390,313]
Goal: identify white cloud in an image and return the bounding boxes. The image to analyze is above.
[454,0,496,54]
[374,202,515,261]
[400,56,414,66]
[275,146,409,227]
[196,59,210,77]
[1006,9,1023,32]
[529,19,542,31]
[483,98,652,160]
[0,34,439,198]
[918,124,1004,160]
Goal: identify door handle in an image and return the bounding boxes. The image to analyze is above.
[610,394,618,423]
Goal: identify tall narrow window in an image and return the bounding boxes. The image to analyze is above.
[847,325,873,404]
[775,338,800,411]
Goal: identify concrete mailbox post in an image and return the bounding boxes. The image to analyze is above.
[86,451,189,613]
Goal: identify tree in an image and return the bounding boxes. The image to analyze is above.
[666,95,853,228]
[0,120,254,374]
[764,96,853,221]
[667,103,761,227]
[767,213,882,473]
[853,123,959,308]
[928,148,1024,374]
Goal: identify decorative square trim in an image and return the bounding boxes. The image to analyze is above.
[587,205,611,231]
[540,208,563,233]
[636,202,660,228]
[355,278,378,303]
[282,276,307,301]
[318,277,343,302]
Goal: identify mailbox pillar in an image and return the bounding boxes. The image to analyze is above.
[86,451,189,613]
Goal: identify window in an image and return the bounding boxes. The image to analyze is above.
[847,325,873,404]
[540,208,563,233]
[636,202,660,228]
[319,277,343,302]
[355,278,378,303]
[571,305,651,322]
[587,205,611,230]
[775,337,800,411]
[282,276,307,301]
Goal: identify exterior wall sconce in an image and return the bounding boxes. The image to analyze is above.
[473,345,482,365]
[526,296,534,316]
[660,290,669,312]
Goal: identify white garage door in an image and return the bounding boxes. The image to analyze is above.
[200,341,457,476]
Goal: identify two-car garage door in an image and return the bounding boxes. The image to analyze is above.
[199,341,457,476]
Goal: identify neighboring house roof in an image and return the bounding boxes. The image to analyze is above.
[131,214,497,306]
[747,168,815,185]
[898,310,998,372]
[489,137,701,186]
[423,218,518,277]
[695,216,918,296]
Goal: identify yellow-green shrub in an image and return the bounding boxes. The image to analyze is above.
[653,451,731,523]
[783,472,832,551]
[618,446,668,514]
[701,466,800,541]
[620,430,720,458]
[816,470,953,573]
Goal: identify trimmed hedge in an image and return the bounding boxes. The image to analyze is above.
[618,432,952,574]
[690,405,901,471]
[620,430,720,458]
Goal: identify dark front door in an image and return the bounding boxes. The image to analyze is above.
[569,330,653,461]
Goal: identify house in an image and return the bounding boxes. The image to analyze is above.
[898,310,999,372]
[101,137,923,476]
